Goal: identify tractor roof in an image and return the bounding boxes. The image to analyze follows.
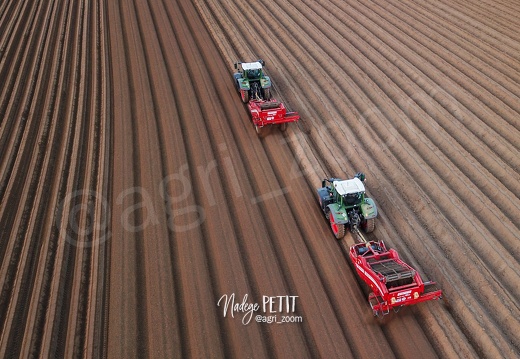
[241,62,263,70]
[333,178,365,195]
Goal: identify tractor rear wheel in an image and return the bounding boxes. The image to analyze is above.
[363,218,375,233]
[241,89,249,103]
[263,88,271,100]
[329,213,345,239]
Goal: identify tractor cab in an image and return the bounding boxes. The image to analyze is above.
[241,62,263,80]
[333,178,365,208]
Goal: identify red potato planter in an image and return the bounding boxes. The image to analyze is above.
[247,99,299,136]
[349,241,442,317]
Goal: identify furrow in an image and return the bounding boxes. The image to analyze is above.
[380,0,520,119]
[106,0,151,357]
[0,0,46,200]
[0,0,60,349]
[37,0,89,356]
[343,0,520,161]
[1,0,75,356]
[83,0,111,356]
[0,0,24,55]
[438,0,520,40]
[413,0,520,59]
[18,0,84,354]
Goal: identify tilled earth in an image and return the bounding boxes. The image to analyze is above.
[0,0,518,358]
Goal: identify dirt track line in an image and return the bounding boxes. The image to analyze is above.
[63,0,94,352]
[83,0,112,358]
[472,0,520,19]
[462,0,520,25]
[83,1,110,357]
[105,0,139,356]
[110,0,152,357]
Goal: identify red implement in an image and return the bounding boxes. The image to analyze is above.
[349,241,442,316]
[247,99,299,131]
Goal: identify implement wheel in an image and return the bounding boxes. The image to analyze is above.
[280,122,287,132]
[329,214,345,239]
[255,125,267,138]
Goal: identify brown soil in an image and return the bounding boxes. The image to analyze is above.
[0,0,518,358]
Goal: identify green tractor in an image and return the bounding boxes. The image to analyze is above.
[317,173,377,239]
[233,60,272,103]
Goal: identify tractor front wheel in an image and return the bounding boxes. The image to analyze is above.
[329,213,345,239]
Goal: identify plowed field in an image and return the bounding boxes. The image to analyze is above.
[0,0,518,358]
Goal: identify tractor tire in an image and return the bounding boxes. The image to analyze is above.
[263,87,271,100]
[329,213,345,239]
[241,89,249,103]
[280,122,288,132]
[363,218,376,233]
